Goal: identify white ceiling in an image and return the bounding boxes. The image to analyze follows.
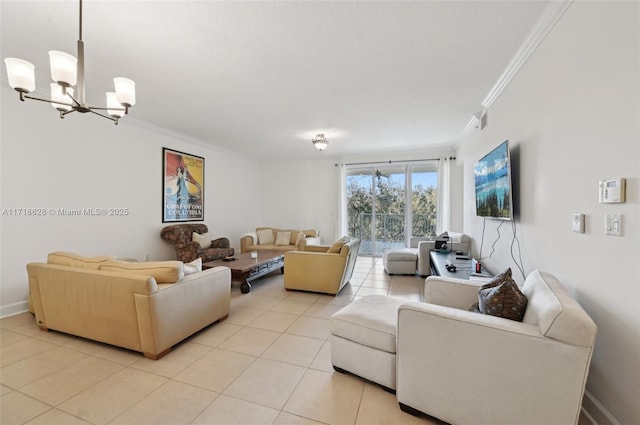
[1,0,549,161]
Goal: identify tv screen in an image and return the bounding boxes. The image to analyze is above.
[474,140,513,220]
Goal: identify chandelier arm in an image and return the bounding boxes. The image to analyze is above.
[61,109,77,117]
[88,106,125,112]
[23,93,73,108]
[89,108,118,124]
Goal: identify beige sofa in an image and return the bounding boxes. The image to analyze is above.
[27,252,231,359]
[240,227,321,253]
[284,238,360,295]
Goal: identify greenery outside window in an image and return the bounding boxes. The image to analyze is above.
[345,162,438,256]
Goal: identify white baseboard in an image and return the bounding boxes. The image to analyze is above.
[0,301,29,319]
[582,390,622,425]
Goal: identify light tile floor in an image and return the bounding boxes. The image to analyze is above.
[0,257,591,425]
[0,257,436,425]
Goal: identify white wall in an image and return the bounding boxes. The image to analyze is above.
[459,3,639,424]
[0,85,261,317]
[260,159,339,242]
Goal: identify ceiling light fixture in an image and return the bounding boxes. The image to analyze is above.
[3,0,135,124]
[312,133,328,151]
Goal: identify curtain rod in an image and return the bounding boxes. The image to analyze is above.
[334,157,455,167]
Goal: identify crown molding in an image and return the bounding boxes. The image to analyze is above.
[464,0,573,134]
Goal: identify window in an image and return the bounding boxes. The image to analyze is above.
[345,162,438,255]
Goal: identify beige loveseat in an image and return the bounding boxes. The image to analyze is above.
[240,227,321,253]
[27,252,231,359]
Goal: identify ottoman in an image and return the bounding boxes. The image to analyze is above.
[383,248,418,275]
[329,295,406,391]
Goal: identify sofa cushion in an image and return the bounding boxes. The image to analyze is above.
[47,252,115,270]
[330,295,405,353]
[257,228,275,245]
[303,229,319,237]
[99,260,184,283]
[184,258,202,275]
[192,232,211,249]
[477,269,527,322]
[275,231,291,246]
[328,236,350,254]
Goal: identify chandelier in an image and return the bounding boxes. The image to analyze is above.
[312,133,328,151]
[3,0,135,124]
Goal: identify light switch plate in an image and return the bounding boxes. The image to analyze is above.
[605,214,623,236]
[572,214,585,233]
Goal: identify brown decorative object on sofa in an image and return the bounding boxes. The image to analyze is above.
[161,223,233,263]
[476,269,528,322]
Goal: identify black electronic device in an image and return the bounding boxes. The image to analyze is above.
[435,236,450,252]
[445,263,457,272]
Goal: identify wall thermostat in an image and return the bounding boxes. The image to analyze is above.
[599,178,626,203]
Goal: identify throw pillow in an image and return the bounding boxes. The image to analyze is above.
[184,258,202,275]
[192,232,211,249]
[256,228,275,245]
[327,236,350,254]
[480,268,513,290]
[275,231,291,246]
[476,270,528,322]
[99,260,184,283]
[47,252,115,270]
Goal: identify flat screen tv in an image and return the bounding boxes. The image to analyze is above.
[474,140,513,220]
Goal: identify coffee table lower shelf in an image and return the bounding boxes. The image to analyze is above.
[203,250,285,293]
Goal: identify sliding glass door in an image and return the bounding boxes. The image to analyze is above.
[346,162,438,255]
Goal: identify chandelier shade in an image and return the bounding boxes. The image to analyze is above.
[113,77,136,107]
[4,58,35,93]
[106,92,125,118]
[312,133,328,151]
[3,0,135,124]
[50,84,74,112]
[48,51,77,87]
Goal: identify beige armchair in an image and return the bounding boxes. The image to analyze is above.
[284,238,360,295]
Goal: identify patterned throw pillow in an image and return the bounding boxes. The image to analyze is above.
[476,269,528,322]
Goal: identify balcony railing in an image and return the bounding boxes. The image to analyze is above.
[347,213,436,255]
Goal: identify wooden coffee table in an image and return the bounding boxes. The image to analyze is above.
[203,249,285,294]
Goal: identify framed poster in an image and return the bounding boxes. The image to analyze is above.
[162,148,204,222]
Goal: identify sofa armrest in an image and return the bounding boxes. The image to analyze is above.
[416,240,436,276]
[423,276,483,310]
[240,233,257,253]
[396,302,592,425]
[305,236,322,245]
[135,266,231,357]
[409,236,429,249]
[303,244,331,253]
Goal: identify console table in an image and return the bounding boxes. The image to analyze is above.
[429,251,493,280]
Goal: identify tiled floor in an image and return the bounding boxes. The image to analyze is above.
[0,257,436,425]
[0,256,594,425]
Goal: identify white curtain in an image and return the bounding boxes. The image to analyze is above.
[437,158,451,233]
[337,164,348,240]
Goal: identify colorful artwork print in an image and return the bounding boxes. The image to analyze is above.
[163,148,204,222]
